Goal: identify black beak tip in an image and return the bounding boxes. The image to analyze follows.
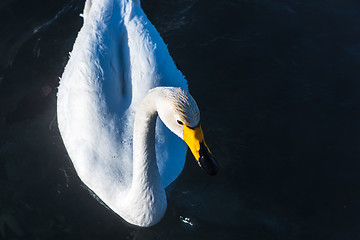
[198,155,219,176]
[197,142,219,176]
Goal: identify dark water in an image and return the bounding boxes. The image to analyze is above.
[1,0,360,239]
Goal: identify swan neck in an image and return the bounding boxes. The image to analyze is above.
[133,100,158,183]
[123,91,167,226]
[132,91,163,191]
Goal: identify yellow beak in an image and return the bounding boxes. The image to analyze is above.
[183,124,218,175]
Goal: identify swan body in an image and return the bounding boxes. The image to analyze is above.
[57,0,217,227]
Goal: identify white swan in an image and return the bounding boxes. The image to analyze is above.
[57,0,217,227]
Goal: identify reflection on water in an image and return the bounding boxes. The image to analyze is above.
[1,0,360,239]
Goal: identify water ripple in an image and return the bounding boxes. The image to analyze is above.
[0,1,74,68]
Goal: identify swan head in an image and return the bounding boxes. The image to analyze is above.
[155,87,218,176]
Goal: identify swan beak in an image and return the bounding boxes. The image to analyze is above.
[183,125,218,176]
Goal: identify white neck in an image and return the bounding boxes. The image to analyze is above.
[121,89,167,227]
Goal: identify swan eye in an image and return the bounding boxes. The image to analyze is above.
[177,120,183,125]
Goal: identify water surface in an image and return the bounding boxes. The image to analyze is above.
[1,0,360,239]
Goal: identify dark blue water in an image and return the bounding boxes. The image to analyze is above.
[1,0,360,239]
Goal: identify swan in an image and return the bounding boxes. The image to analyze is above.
[57,0,218,227]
